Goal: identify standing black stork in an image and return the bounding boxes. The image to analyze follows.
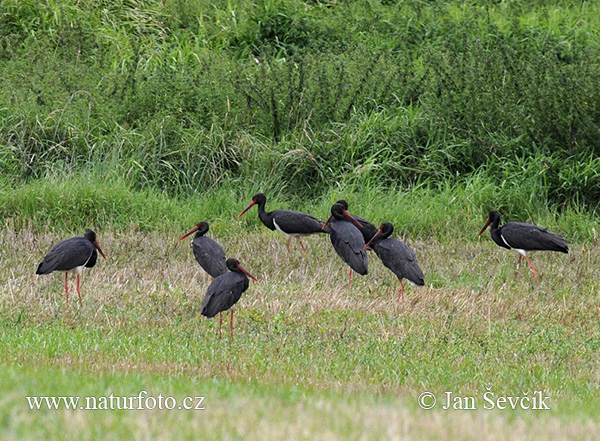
[322,202,368,283]
[238,193,328,255]
[478,210,568,281]
[335,199,378,246]
[201,258,258,339]
[36,230,107,306]
[364,222,425,301]
[178,221,227,279]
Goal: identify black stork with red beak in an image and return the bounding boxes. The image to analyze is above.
[238,193,328,255]
[178,221,227,279]
[201,258,258,339]
[478,210,568,281]
[365,222,424,301]
[323,202,368,282]
[36,230,107,306]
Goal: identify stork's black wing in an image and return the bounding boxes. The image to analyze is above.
[201,273,249,318]
[36,237,96,274]
[374,238,424,286]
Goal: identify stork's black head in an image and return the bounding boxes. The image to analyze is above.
[251,193,267,205]
[178,221,209,241]
[84,229,107,260]
[379,222,394,237]
[478,210,502,237]
[195,221,210,236]
[328,203,363,228]
[364,222,394,248]
[226,258,258,281]
[84,230,97,243]
[335,200,349,210]
[239,193,267,218]
[330,203,345,219]
[488,211,501,226]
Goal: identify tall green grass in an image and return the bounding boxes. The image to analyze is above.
[2,171,596,243]
[1,0,599,213]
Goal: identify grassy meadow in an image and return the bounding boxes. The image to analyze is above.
[2,0,600,439]
[1,214,600,439]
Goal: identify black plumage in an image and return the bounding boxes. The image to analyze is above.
[323,203,368,278]
[36,229,107,306]
[365,222,424,301]
[179,221,227,279]
[478,210,568,281]
[238,193,327,254]
[201,258,257,339]
[335,199,378,246]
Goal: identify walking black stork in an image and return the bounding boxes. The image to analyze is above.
[322,202,368,283]
[238,193,328,255]
[201,258,258,339]
[364,222,425,301]
[478,210,569,281]
[178,221,227,279]
[36,230,107,306]
[335,199,378,246]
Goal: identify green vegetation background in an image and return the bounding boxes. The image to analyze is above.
[1,0,599,234]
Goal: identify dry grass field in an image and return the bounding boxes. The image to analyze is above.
[1,225,599,439]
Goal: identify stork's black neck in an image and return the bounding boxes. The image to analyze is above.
[256,200,275,230]
[490,226,511,249]
[486,211,509,249]
[488,211,502,230]
[373,223,394,244]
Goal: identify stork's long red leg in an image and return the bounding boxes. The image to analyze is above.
[64,273,69,306]
[524,256,539,282]
[397,279,405,302]
[515,255,522,277]
[76,274,83,306]
[218,312,223,339]
[348,268,353,289]
[298,240,308,255]
[230,308,234,340]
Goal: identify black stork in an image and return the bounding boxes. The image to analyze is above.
[365,222,425,301]
[178,221,227,279]
[322,202,368,283]
[201,258,258,339]
[478,210,569,281]
[238,193,328,255]
[335,199,378,246]
[36,229,107,306]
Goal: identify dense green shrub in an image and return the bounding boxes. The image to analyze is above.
[1,0,599,212]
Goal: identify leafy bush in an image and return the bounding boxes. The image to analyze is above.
[1,0,600,215]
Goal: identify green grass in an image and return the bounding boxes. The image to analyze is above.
[2,174,598,240]
[2,365,600,440]
[1,0,600,209]
[1,218,600,438]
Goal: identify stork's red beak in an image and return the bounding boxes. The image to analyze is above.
[236,263,258,282]
[94,241,107,260]
[478,218,491,237]
[178,224,200,241]
[342,209,363,228]
[238,199,257,218]
[364,226,383,248]
[322,215,332,230]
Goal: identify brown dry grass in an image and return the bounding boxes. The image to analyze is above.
[1,227,600,440]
